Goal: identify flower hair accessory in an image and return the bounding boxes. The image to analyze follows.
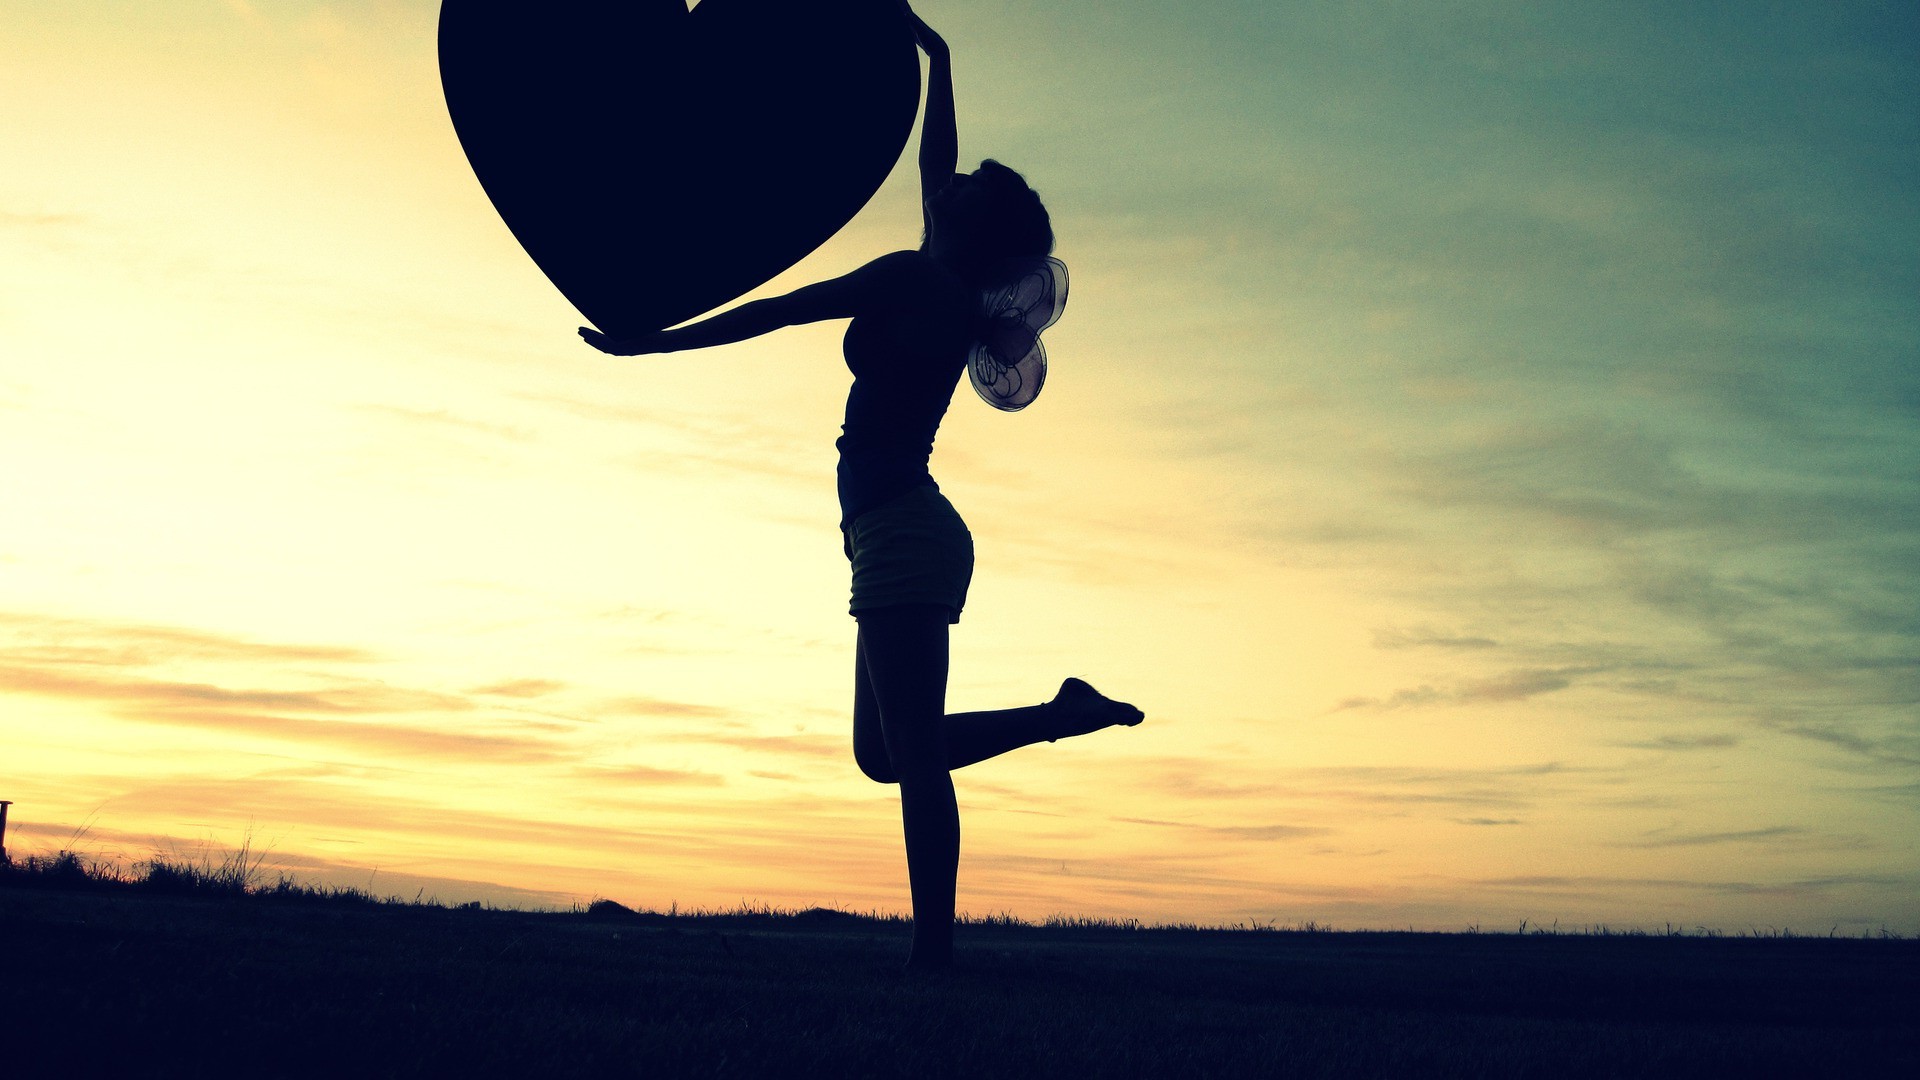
[968,256,1067,412]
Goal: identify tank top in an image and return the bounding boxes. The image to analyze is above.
[835,296,971,528]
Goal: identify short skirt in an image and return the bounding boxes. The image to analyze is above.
[842,485,974,623]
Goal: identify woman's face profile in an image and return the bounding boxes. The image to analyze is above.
[928,169,996,233]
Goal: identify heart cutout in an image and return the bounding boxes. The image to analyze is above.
[440,0,920,338]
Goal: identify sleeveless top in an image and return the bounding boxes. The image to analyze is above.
[835,267,972,528]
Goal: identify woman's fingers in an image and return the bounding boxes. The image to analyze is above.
[578,327,624,354]
[894,2,942,52]
[580,327,671,356]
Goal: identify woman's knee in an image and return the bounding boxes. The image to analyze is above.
[853,738,898,784]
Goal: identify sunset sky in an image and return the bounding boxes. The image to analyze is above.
[4,1,1915,931]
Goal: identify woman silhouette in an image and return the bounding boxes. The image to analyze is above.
[582,5,1142,970]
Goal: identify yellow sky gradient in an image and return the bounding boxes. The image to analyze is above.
[4,2,1915,930]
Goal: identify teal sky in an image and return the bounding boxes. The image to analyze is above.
[2,1,1915,928]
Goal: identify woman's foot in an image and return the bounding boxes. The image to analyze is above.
[903,951,953,974]
[1046,677,1145,741]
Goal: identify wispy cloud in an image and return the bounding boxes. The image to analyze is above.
[0,610,377,665]
[0,612,567,762]
[1121,758,1580,816]
[470,679,566,698]
[1,664,559,762]
[1616,733,1740,751]
[1625,826,1801,849]
[1113,816,1329,841]
[598,696,733,719]
[1372,626,1498,651]
[150,709,564,762]
[1771,721,1920,769]
[1471,872,1920,903]
[1332,667,1595,711]
[573,764,725,787]
[0,664,467,716]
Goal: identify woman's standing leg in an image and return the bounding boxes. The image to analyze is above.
[855,603,961,969]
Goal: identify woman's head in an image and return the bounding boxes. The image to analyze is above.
[926,160,1053,285]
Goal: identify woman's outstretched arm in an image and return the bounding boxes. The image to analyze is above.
[579,251,923,356]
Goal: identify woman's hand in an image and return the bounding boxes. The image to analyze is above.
[895,1,947,57]
[579,327,665,356]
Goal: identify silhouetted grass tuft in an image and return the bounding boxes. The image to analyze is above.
[1,847,393,907]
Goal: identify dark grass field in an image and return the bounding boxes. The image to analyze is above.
[3,873,1916,1078]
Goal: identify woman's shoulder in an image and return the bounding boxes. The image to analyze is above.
[861,248,956,281]
[855,250,973,313]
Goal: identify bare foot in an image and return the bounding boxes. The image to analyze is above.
[1047,677,1145,742]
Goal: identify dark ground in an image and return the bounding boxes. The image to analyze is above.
[2,885,1915,1078]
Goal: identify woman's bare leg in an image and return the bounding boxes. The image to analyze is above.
[855,661,1144,781]
[855,604,961,969]
[945,678,1144,768]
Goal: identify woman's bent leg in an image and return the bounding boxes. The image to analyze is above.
[944,678,1145,769]
[857,668,1145,781]
[856,604,960,969]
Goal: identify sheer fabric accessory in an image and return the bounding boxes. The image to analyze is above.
[967,256,1067,412]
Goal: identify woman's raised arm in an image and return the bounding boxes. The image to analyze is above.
[904,6,957,220]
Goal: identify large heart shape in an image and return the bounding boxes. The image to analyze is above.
[440,0,920,338]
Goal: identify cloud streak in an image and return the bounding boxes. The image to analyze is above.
[573,764,724,787]
[1331,667,1597,712]
[1372,626,1499,651]
[0,613,572,763]
[1625,826,1801,849]
[1,662,563,763]
[0,610,377,665]
[1113,816,1330,841]
[0,663,468,716]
